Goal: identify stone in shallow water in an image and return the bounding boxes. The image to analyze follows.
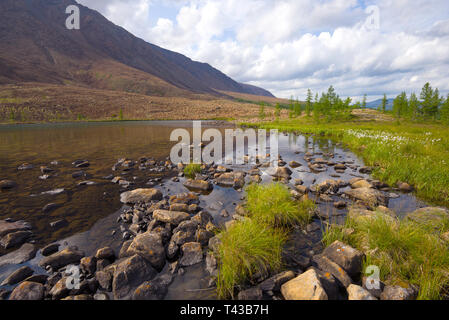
[179,242,203,267]
[1,230,32,249]
[0,180,17,189]
[0,243,37,267]
[1,266,34,286]
[0,220,31,237]
[39,247,84,270]
[120,188,163,204]
[183,179,213,191]
[125,232,166,271]
[153,210,190,226]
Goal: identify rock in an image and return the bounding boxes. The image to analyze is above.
[289,161,302,168]
[179,242,203,267]
[208,235,222,253]
[347,284,377,300]
[9,281,45,300]
[24,274,48,284]
[0,180,17,189]
[266,166,292,179]
[1,230,32,249]
[314,180,341,193]
[195,228,214,246]
[126,232,166,271]
[344,187,388,207]
[295,185,309,195]
[334,163,346,170]
[281,269,328,300]
[1,266,34,286]
[0,220,31,237]
[312,254,352,288]
[323,241,364,277]
[62,294,93,300]
[362,276,385,299]
[0,243,37,267]
[216,172,246,188]
[238,287,263,300]
[80,256,97,275]
[407,207,449,227]
[18,163,34,170]
[96,270,112,291]
[359,166,372,174]
[49,219,68,229]
[259,271,295,292]
[398,182,413,192]
[153,210,190,226]
[49,277,71,300]
[95,247,115,261]
[72,171,85,178]
[169,192,199,205]
[39,247,84,270]
[133,274,173,300]
[41,243,60,256]
[94,293,109,300]
[333,201,347,209]
[120,188,163,204]
[170,203,189,212]
[73,160,90,168]
[351,179,372,189]
[319,194,333,202]
[380,285,417,300]
[42,203,61,213]
[112,254,157,300]
[0,289,10,300]
[205,252,218,277]
[183,179,213,192]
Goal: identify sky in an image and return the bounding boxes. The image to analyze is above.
[76,0,449,101]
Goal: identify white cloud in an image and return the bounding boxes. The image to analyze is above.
[77,0,449,100]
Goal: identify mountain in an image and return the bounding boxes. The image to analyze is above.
[365,98,394,111]
[0,0,274,98]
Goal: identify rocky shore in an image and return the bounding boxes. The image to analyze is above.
[0,134,446,300]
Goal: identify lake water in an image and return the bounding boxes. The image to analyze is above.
[0,120,428,299]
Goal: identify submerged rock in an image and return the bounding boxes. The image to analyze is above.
[183,179,213,192]
[344,187,388,207]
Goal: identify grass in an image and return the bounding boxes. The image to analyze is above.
[323,209,449,300]
[243,116,449,207]
[245,182,314,227]
[184,163,202,179]
[215,183,316,298]
[216,219,286,299]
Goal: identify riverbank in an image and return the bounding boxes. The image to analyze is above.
[243,117,449,207]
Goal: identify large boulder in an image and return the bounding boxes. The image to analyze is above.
[344,187,388,207]
[0,243,37,267]
[1,266,34,286]
[39,247,84,270]
[322,241,364,278]
[281,269,328,300]
[347,284,377,300]
[9,281,45,300]
[266,167,292,179]
[0,220,31,237]
[111,255,157,300]
[312,254,352,288]
[126,232,166,271]
[183,179,213,192]
[153,210,190,226]
[120,188,163,204]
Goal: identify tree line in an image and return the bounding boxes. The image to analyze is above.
[258,82,449,124]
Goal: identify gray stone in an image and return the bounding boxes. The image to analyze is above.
[1,266,34,286]
[347,284,377,300]
[179,242,203,267]
[323,241,364,277]
[132,274,173,300]
[41,243,60,256]
[281,269,328,300]
[1,230,32,249]
[153,210,190,226]
[0,220,31,237]
[39,247,84,270]
[95,246,115,261]
[238,287,263,300]
[259,271,296,292]
[183,179,213,191]
[120,188,163,204]
[126,232,166,271]
[9,281,45,300]
[380,285,417,300]
[312,254,352,288]
[0,243,37,267]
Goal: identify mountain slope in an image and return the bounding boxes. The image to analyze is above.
[0,0,274,97]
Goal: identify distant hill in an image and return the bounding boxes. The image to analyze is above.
[365,98,394,111]
[0,0,274,98]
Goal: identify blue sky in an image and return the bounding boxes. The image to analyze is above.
[77,0,449,101]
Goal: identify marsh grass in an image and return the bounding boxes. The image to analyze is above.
[216,219,287,299]
[183,163,202,179]
[323,211,449,300]
[245,182,314,227]
[215,183,316,298]
[244,118,449,206]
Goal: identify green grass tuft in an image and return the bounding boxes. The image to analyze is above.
[245,182,314,227]
[323,211,449,300]
[184,163,202,179]
[216,219,287,299]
